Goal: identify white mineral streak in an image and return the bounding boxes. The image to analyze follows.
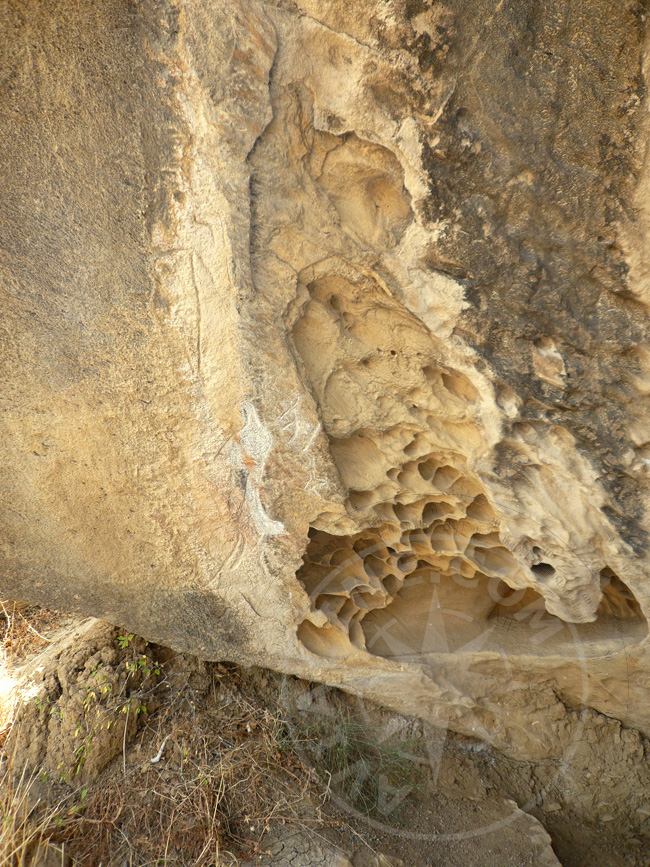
[235,401,285,537]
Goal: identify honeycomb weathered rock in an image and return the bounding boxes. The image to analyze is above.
[2,0,650,760]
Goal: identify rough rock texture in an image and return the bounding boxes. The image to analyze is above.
[3,0,650,761]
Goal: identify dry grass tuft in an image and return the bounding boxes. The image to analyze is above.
[0,769,66,867]
[0,606,324,865]
[52,664,317,865]
[0,602,60,660]
[0,610,349,866]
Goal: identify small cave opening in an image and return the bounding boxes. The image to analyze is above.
[296,516,648,662]
[530,562,556,578]
[362,567,647,660]
[599,567,644,621]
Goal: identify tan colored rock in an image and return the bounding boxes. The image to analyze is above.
[2,0,650,761]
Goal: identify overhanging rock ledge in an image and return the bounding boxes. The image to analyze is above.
[2,0,650,760]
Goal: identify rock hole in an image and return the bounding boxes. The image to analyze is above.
[466,495,494,522]
[422,502,448,525]
[383,574,400,595]
[396,553,418,573]
[337,599,358,625]
[355,591,377,609]
[433,466,459,490]
[348,490,375,510]
[531,562,556,578]
[418,458,437,481]
[599,568,644,620]
[449,477,481,499]
[374,503,396,522]
[422,365,438,383]
[330,549,354,567]
[297,620,352,660]
[364,555,388,580]
[471,531,501,549]
[329,294,343,311]
[404,437,425,457]
[393,502,419,524]
[441,371,478,403]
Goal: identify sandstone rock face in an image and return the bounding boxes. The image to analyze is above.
[3,0,650,759]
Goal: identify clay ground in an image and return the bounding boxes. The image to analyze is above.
[1,606,650,866]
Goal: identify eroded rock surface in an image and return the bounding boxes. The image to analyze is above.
[3,0,650,761]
